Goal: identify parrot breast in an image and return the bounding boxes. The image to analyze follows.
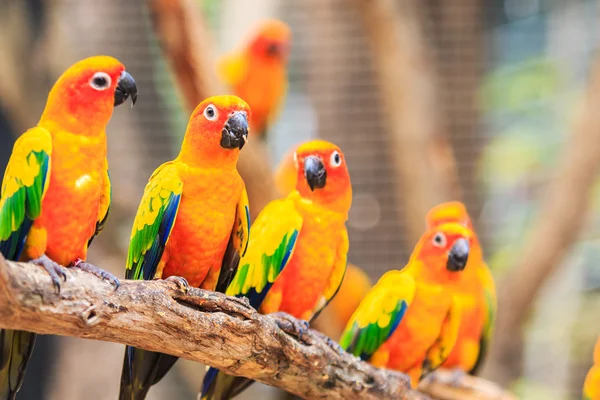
[262,204,346,320]
[160,165,244,289]
[26,130,108,266]
[377,282,451,372]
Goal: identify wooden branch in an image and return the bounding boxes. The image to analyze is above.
[147,0,281,220]
[352,0,462,244]
[418,370,517,400]
[483,55,600,384]
[0,256,426,400]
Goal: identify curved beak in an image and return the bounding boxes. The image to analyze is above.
[114,71,138,107]
[220,111,249,150]
[446,238,469,272]
[304,156,327,191]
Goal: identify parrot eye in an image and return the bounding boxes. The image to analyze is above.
[203,104,218,121]
[432,232,447,248]
[90,72,112,91]
[330,151,342,168]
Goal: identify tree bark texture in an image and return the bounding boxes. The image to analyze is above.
[0,256,427,400]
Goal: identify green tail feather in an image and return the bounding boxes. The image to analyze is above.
[119,345,178,400]
[0,330,36,400]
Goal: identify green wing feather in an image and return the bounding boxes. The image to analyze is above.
[340,271,416,361]
[0,127,52,261]
[125,162,182,281]
[0,127,51,400]
[225,198,302,309]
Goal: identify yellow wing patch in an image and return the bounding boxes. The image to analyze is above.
[226,197,302,309]
[353,271,416,329]
[1,127,52,204]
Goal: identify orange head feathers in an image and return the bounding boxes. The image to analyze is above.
[40,55,137,134]
[248,19,292,63]
[409,222,474,283]
[178,95,251,168]
[426,201,474,231]
[218,19,291,137]
[293,140,352,215]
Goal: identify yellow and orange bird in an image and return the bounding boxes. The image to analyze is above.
[274,144,372,336]
[218,19,291,138]
[201,139,352,400]
[426,201,497,375]
[119,96,251,400]
[340,222,473,387]
[0,56,137,399]
[584,337,600,400]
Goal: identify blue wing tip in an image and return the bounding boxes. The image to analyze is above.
[200,367,220,397]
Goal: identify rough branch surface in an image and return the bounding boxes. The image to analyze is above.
[0,256,427,400]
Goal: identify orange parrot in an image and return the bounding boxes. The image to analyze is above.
[340,222,473,387]
[200,139,352,400]
[425,201,497,375]
[218,19,291,138]
[119,95,251,400]
[583,337,600,400]
[274,143,372,337]
[0,56,137,399]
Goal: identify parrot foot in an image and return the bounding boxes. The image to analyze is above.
[31,254,68,292]
[325,336,345,355]
[311,330,345,354]
[271,312,309,341]
[165,275,189,292]
[72,259,120,289]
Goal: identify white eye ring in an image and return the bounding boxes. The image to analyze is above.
[432,232,447,248]
[330,151,342,168]
[203,104,218,121]
[90,72,112,91]
[293,152,299,169]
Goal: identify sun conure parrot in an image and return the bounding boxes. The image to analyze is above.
[217,19,291,138]
[425,201,497,375]
[0,55,137,400]
[200,139,352,400]
[340,221,473,388]
[274,144,372,339]
[119,95,251,400]
[583,337,600,400]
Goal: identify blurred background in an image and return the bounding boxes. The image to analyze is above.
[1,0,599,399]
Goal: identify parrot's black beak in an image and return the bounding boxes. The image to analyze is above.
[446,238,469,272]
[220,111,249,150]
[114,71,138,107]
[304,155,327,191]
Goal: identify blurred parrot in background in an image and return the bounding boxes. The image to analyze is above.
[274,144,372,339]
[340,221,473,387]
[119,95,251,400]
[0,55,137,400]
[425,201,497,376]
[200,139,352,400]
[325,262,372,338]
[218,19,291,138]
[583,337,600,400]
